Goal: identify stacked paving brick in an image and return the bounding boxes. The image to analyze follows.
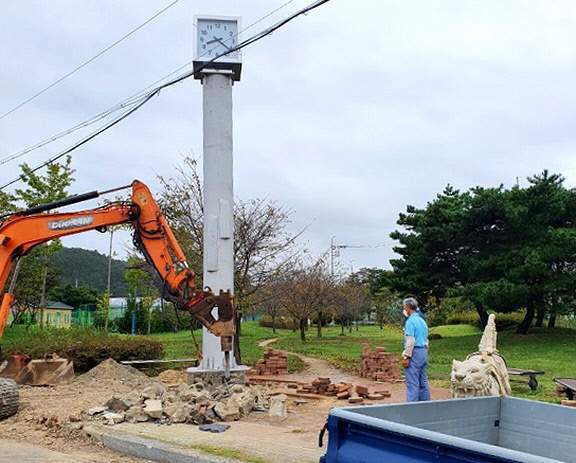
[359,344,400,382]
[297,377,391,404]
[251,349,288,376]
[297,377,335,395]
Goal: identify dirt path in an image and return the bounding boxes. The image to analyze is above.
[258,338,366,383]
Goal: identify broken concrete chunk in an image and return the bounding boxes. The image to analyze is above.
[213,402,240,421]
[165,402,192,423]
[103,411,125,425]
[161,390,178,404]
[88,406,107,416]
[229,390,255,417]
[143,399,164,419]
[125,404,151,423]
[105,396,130,412]
[121,390,143,408]
[231,384,246,394]
[268,394,288,421]
[141,383,166,400]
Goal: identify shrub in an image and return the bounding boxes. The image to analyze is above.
[426,296,476,327]
[446,311,525,330]
[258,315,298,330]
[446,311,480,326]
[2,326,163,373]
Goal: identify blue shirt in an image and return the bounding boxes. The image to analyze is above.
[404,312,428,347]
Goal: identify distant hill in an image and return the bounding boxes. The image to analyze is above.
[51,247,128,296]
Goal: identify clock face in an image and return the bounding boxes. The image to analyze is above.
[196,18,239,61]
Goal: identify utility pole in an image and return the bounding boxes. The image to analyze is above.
[330,236,364,280]
[105,228,113,332]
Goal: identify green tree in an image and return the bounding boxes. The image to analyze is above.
[47,284,98,309]
[51,247,127,296]
[277,257,331,342]
[0,156,76,326]
[157,157,304,362]
[389,185,470,307]
[125,255,161,334]
[389,171,576,333]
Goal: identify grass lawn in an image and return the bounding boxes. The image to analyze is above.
[152,321,576,403]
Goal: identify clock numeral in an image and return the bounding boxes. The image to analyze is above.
[201,30,207,36]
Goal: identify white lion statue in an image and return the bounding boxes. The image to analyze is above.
[450,314,511,398]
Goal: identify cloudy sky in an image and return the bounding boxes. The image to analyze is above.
[2,1,576,274]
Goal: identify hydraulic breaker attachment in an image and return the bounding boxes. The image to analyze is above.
[182,289,235,378]
[183,289,235,347]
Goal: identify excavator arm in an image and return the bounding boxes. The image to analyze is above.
[0,180,235,357]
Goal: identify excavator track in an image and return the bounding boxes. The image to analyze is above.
[0,378,18,420]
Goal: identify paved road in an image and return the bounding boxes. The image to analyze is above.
[0,439,94,463]
[0,438,153,463]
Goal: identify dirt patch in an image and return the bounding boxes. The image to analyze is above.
[0,359,160,461]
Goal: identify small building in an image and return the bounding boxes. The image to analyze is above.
[42,301,75,328]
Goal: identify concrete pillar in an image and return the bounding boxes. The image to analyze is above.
[199,70,235,370]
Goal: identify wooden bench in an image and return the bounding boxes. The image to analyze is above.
[120,358,199,372]
[554,378,576,400]
[507,368,544,391]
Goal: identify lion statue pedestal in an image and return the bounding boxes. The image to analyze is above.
[450,314,511,398]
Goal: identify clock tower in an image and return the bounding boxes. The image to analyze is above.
[193,15,242,81]
[189,15,246,380]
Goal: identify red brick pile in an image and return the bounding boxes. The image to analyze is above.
[297,377,335,395]
[296,377,391,404]
[297,378,343,396]
[359,344,400,382]
[251,349,288,375]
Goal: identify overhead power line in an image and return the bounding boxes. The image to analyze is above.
[0,0,182,122]
[0,0,301,168]
[0,0,332,191]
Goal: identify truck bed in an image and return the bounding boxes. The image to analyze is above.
[320,396,576,463]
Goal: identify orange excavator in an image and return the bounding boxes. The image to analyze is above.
[0,180,235,417]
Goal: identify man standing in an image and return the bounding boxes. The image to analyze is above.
[401,297,430,402]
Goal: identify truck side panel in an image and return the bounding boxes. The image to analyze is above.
[320,397,572,463]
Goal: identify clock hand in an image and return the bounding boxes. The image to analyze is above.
[212,36,231,50]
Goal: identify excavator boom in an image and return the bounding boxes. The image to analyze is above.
[0,180,235,374]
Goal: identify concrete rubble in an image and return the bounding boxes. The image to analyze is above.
[88,378,275,427]
[83,353,396,429]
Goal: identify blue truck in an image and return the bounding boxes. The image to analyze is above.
[319,396,576,463]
